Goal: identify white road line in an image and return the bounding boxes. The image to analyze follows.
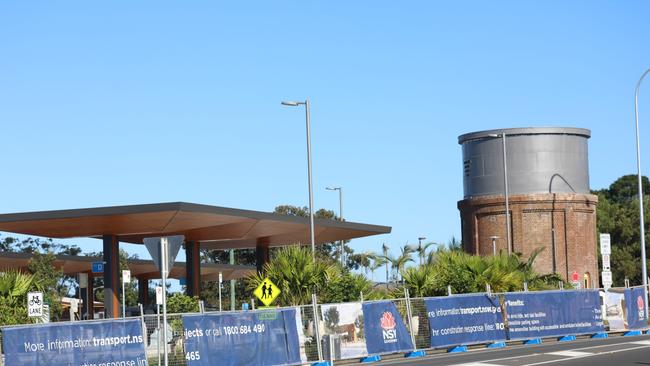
[452,363,505,366]
[521,344,650,366]
[546,351,592,357]
[629,340,650,345]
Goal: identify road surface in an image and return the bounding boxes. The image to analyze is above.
[375,334,650,366]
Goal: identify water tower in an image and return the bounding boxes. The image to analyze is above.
[457,127,598,287]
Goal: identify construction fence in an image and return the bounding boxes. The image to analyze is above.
[1,286,648,366]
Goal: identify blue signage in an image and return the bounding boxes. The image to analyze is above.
[182,308,301,366]
[362,301,413,355]
[503,290,603,340]
[425,294,506,348]
[92,261,104,273]
[624,287,647,330]
[2,318,146,366]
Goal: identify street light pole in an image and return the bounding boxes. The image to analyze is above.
[488,133,512,254]
[282,99,316,262]
[501,133,512,255]
[418,236,426,265]
[326,186,344,266]
[634,68,650,318]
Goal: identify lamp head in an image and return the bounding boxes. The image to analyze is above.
[281,101,301,106]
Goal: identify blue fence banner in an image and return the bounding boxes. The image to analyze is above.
[503,290,603,340]
[182,308,301,366]
[362,301,413,355]
[424,294,506,348]
[2,318,146,366]
[624,287,647,330]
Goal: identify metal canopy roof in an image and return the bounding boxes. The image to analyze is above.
[0,252,254,281]
[0,202,391,249]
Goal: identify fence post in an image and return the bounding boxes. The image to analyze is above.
[404,288,417,351]
[138,303,146,350]
[625,278,630,288]
[523,282,528,292]
[559,281,564,290]
[312,293,323,361]
[251,298,255,310]
[360,291,364,302]
[199,300,205,314]
[447,285,452,296]
[486,283,492,297]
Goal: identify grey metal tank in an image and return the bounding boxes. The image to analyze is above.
[458,127,591,199]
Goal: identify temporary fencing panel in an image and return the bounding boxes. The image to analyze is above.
[2,318,146,366]
[424,293,506,348]
[319,302,368,360]
[624,287,648,330]
[182,308,301,366]
[602,289,627,331]
[362,300,414,355]
[503,290,604,340]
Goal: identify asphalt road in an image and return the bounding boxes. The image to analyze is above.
[373,334,650,366]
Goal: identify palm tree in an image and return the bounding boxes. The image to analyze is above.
[0,270,36,326]
[381,243,390,288]
[354,251,377,275]
[369,255,386,282]
[246,246,339,306]
[394,245,415,283]
[408,241,438,266]
[402,265,434,297]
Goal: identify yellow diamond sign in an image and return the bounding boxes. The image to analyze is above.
[254,278,280,306]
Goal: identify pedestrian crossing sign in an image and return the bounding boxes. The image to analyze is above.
[254,278,280,306]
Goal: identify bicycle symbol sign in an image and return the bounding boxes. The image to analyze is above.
[27,292,43,317]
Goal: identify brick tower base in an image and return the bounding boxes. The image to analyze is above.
[458,193,598,287]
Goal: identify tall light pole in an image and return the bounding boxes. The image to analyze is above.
[282,99,316,262]
[418,236,426,265]
[326,186,344,266]
[634,68,650,317]
[488,133,512,254]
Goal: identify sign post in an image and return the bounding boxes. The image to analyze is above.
[156,286,163,366]
[218,271,223,312]
[144,235,184,366]
[122,270,131,318]
[600,233,612,290]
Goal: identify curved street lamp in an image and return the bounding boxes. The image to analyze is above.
[634,68,650,318]
[282,99,316,262]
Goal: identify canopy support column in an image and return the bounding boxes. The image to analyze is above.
[103,235,120,318]
[138,277,149,306]
[256,240,270,274]
[186,241,201,297]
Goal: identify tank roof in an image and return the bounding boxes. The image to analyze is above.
[458,127,591,144]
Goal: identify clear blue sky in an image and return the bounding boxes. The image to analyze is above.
[1,1,649,266]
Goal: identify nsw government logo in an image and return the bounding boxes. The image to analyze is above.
[637,295,645,319]
[380,311,398,343]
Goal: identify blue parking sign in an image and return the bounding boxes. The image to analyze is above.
[92,261,104,273]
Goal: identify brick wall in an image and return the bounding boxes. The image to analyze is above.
[458,193,598,286]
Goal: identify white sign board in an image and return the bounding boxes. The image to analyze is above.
[78,273,88,288]
[600,233,611,255]
[28,292,43,317]
[219,272,223,284]
[602,254,611,271]
[602,270,613,289]
[156,286,163,305]
[122,270,131,283]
